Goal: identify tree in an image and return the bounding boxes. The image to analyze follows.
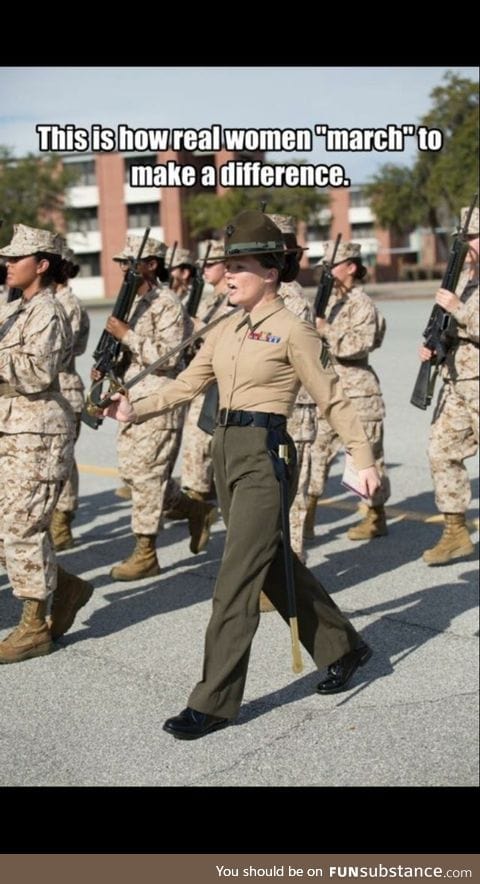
[0,147,78,243]
[184,168,328,239]
[365,72,478,237]
[366,164,423,236]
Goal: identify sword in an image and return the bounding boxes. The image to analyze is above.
[268,434,304,674]
[85,306,241,418]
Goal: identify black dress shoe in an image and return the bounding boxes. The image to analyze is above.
[162,707,230,740]
[316,642,373,694]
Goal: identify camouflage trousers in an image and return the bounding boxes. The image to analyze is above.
[308,415,390,507]
[117,419,182,535]
[0,432,73,600]
[287,403,317,563]
[429,379,479,513]
[180,394,214,495]
[55,413,82,513]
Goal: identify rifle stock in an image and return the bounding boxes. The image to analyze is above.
[410,194,477,410]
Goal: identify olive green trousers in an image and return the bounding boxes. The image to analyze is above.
[188,426,360,719]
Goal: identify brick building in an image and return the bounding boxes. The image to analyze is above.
[62,152,418,298]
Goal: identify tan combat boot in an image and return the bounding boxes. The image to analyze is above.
[185,494,217,554]
[347,505,388,540]
[423,513,474,565]
[50,509,74,551]
[168,492,217,554]
[115,485,132,500]
[259,591,276,613]
[110,534,160,581]
[0,599,52,664]
[48,566,94,639]
[164,488,211,519]
[303,495,317,540]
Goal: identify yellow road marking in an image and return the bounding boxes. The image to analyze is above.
[78,464,119,477]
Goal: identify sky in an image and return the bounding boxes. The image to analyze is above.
[1,66,478,184]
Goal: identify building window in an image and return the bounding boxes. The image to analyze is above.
[349,188,370,208]
[66,160,96,186]
[306,224,330,242]
[350,223,375,238]
[127,202,161,228]
[77,253,100,277]
[69,207,99,232]
[124,155,157,183]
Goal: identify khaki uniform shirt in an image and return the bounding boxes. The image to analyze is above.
[0,287,74,434]
[134,297,374,470]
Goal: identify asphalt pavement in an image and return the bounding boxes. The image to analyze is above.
[0,293,478,787]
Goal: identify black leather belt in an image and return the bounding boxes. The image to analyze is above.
[217,409,287,429]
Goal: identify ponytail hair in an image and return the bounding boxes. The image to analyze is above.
[351,259,367,281]
[33,252,65,286]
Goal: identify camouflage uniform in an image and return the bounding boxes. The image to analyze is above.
[54,283,90,514]
[166,246,196,306]
[0,286,75,600]
[429,267,479,512]
[309,263,389,510]
[117,282,188,535]
[181,241,232,496]
[279,279,317,562]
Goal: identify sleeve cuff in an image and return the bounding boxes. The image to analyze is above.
[350,443,375,471]
[131,395,160,423]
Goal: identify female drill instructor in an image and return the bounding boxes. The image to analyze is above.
[104,212,380,740]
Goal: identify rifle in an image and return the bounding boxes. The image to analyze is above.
[85,306,241,418]
[410,194,478,410]
[167,241,177,273]
[82,227,150,429]
[185,243,211,317]
[314,233,342,318]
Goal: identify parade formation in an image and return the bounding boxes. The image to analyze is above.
[0,198,478,753]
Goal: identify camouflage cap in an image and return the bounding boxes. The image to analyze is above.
[61,244,76,263]
[62,236,75,264]
[0,223,64,257]
[167,246,195,268]
[113,234,166,262]
[203,240,225,264]
[267,213,296,235]
[318,240,362,266]
[460,206,479,235]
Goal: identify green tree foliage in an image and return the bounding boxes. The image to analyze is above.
[0,147,78,243]
[184,170,328,239]
[366,72,478,236]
